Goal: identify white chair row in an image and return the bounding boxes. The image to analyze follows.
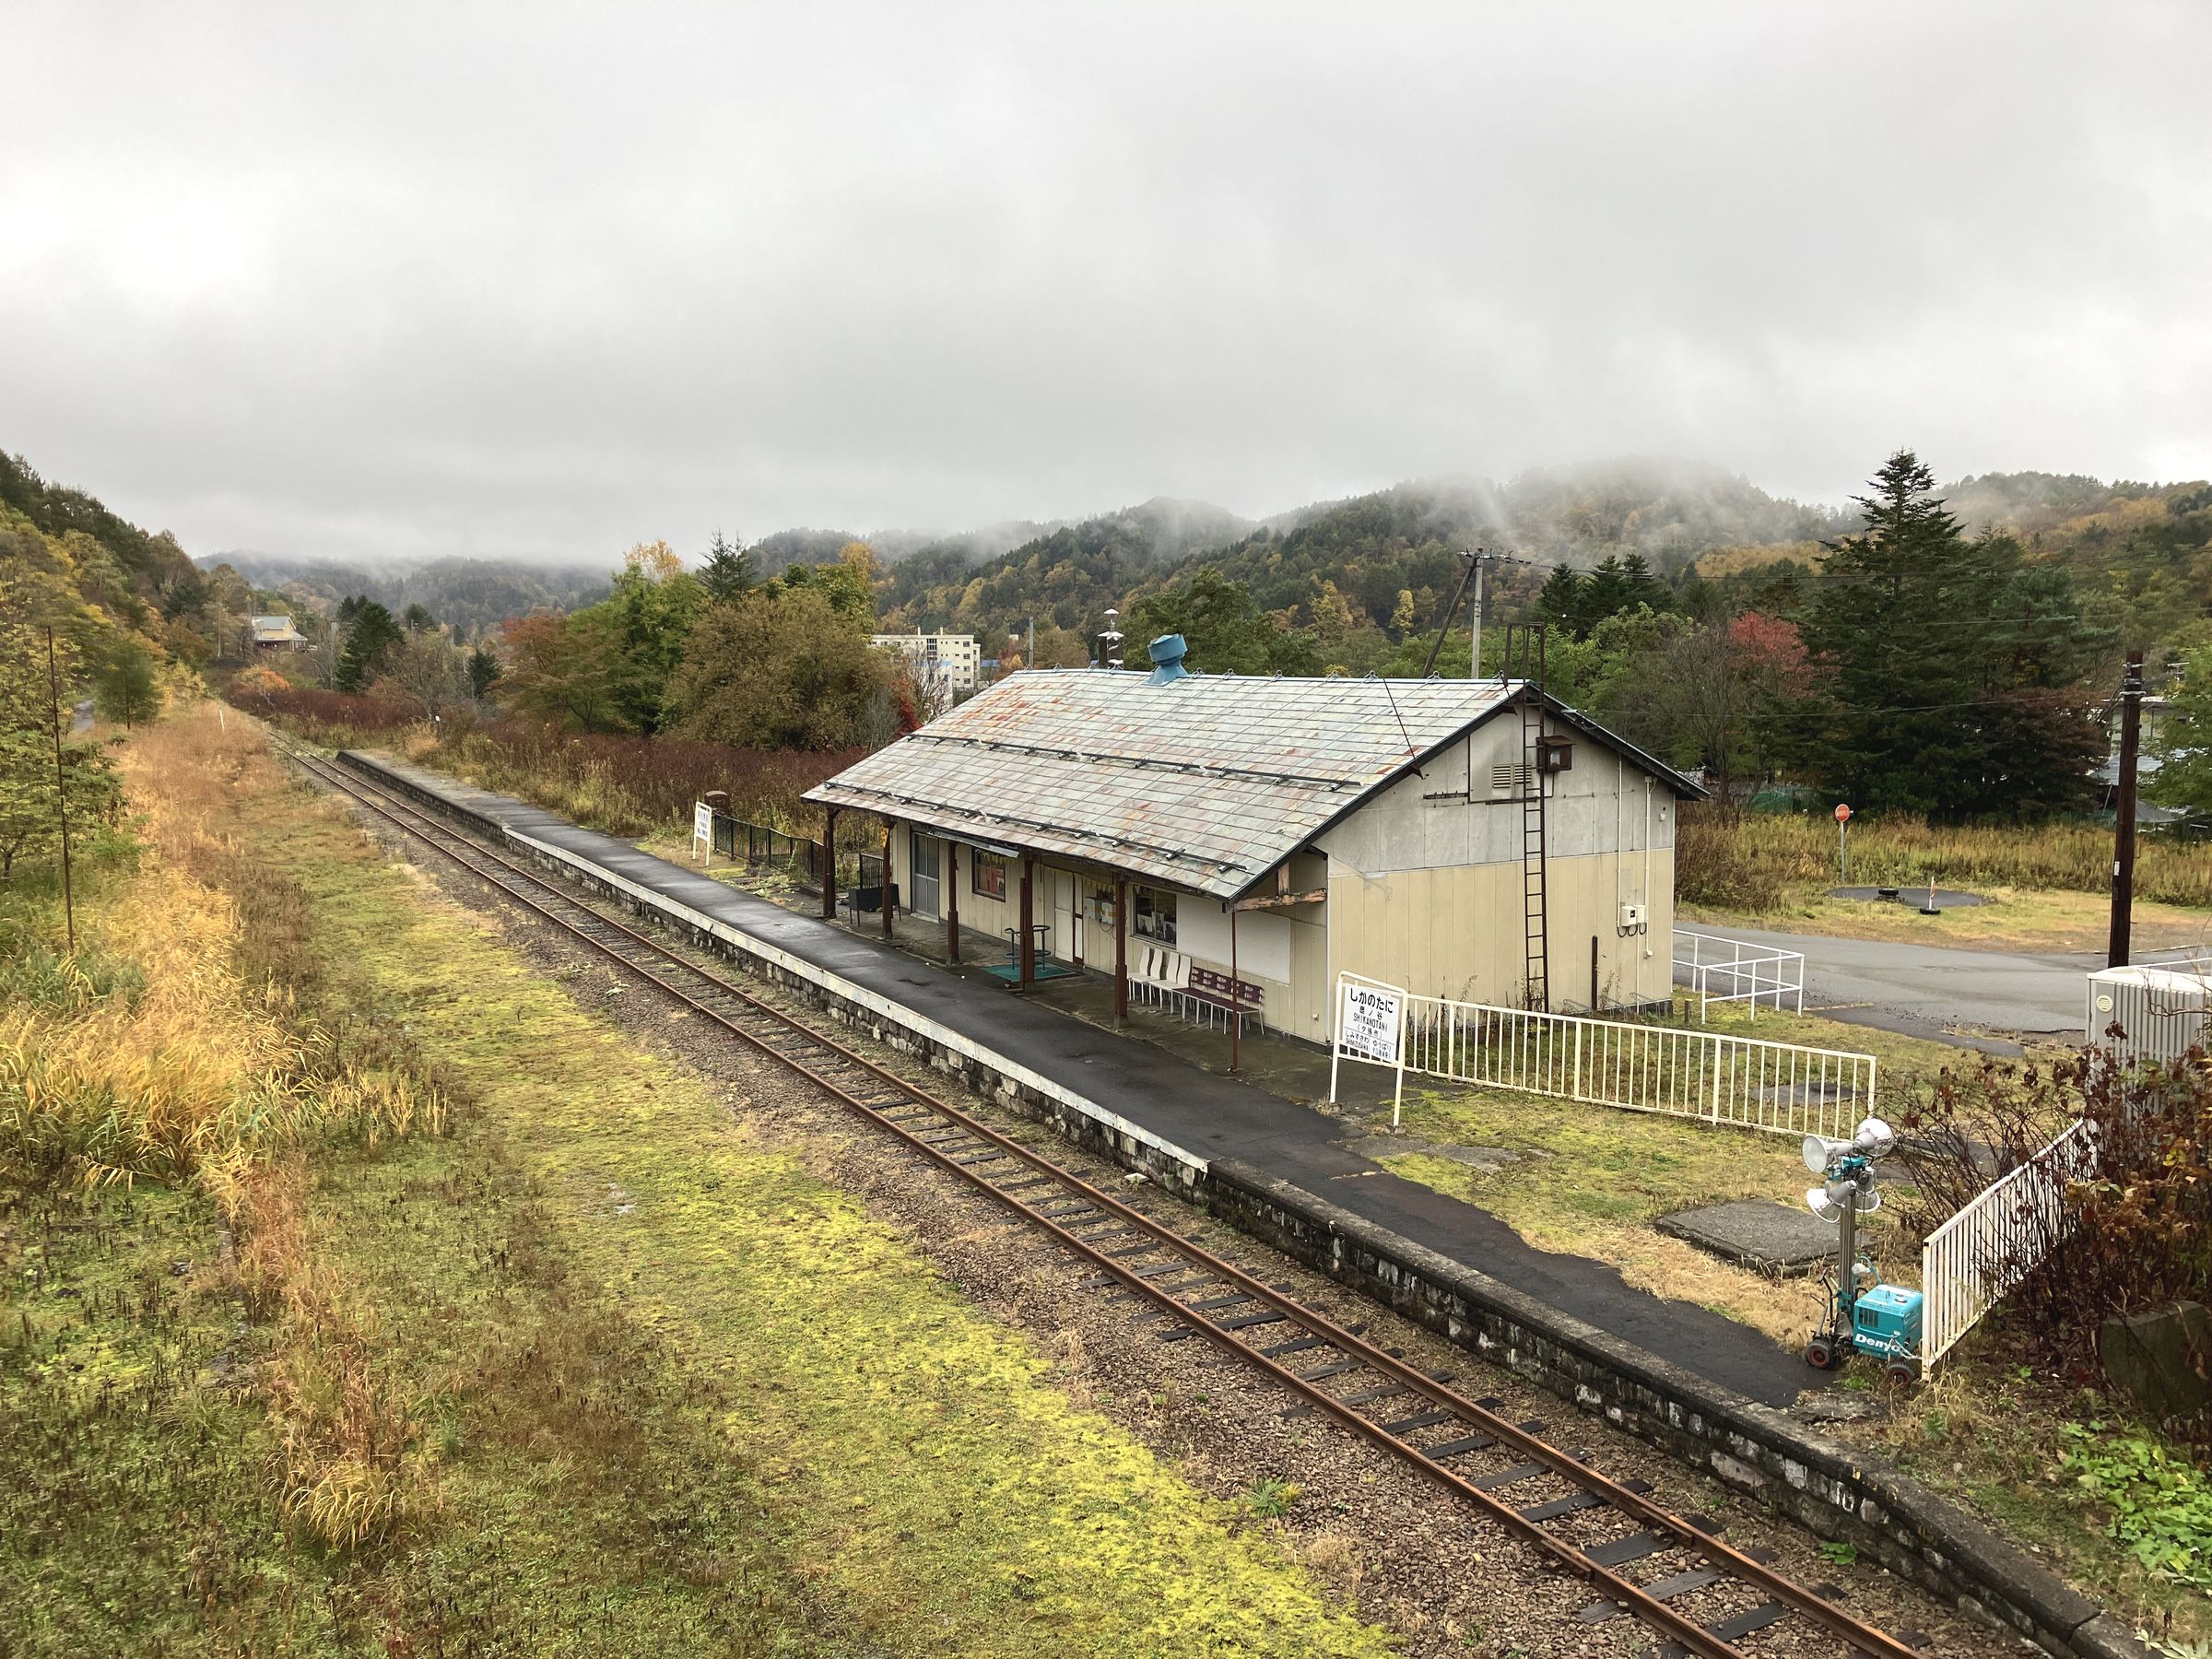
[1135,942,1190,989]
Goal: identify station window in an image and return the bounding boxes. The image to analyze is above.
[1134,886,1177,945]
[971,853,1007,900]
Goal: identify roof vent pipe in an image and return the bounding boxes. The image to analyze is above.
[1147,634,1191,685]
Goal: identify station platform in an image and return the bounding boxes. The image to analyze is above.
[337,751,1821,1409]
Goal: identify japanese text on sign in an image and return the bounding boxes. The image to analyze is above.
[1339,980,1402,1065]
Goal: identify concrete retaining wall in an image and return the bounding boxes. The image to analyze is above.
[1199,1160,2143,1659]
[327,748,2142,1659]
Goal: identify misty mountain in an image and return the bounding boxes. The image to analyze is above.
[200,553,608,635]
[870,464,1845,660]
[874,496,1255,639]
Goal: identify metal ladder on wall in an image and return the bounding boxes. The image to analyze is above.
[1506,626,1549,1011]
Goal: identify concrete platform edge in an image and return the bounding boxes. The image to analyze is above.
[1204,1157,2141,1659]
[327,749,2138,1659]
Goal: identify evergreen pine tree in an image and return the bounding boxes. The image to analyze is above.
[334,601,403,692]
[1793,450,2106,818]
[1618,552,1670,613]
[1579,556,1635,633]
[1535,564,1584,636]
[466,645,500,700]
[700,531,756,603]
[93,639,161,727]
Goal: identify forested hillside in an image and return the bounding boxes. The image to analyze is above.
[867,463,1847,675]
[207,553,608,638]
[1692,473,2212,654]
[0,449,215,879]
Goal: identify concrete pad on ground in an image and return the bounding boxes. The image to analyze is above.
[1655,1199,1838,1277]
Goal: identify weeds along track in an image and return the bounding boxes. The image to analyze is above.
[286,745,1933,1659]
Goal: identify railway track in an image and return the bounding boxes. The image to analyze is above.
[290,745,1932,1659]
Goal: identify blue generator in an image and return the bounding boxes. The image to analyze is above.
[1851,1285,1924,1375]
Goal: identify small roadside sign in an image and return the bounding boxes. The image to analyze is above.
[1834,803,1852,823]
[693,800,713,865]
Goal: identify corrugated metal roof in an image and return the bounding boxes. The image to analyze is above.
[806,669,1692,900]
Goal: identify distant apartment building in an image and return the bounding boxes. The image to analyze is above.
[871,630,981,693]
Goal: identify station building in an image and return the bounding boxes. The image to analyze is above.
[803,641,1700,1042]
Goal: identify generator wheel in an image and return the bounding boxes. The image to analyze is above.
[1884,1357,1921,1385]
[1805,1336,1837,1371]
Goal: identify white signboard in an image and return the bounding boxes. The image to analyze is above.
[1339,980,1402,1064]
[693,801,713,864]
[1329,971,1409,1127]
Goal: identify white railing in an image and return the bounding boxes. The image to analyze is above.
[1673,928,1806,1021]
[1394,994,1878,1143]
[1919,1118,2100,1367]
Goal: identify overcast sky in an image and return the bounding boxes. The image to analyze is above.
[6,3,2208,566]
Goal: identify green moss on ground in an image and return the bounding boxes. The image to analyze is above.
[5,738,1394,1656]
[1371,1086,1852,1346]
[272,786,1390,1655]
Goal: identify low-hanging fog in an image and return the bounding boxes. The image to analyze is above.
[4,2,2207,563]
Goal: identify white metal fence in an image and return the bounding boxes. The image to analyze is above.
[1918,1118,2100,1367]
[1394,993,1878,1143]
[1673,928,1806,1021]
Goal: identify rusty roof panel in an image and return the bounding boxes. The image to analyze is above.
[805,670,1522,899]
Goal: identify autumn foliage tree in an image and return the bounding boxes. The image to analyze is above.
[665,586,902,750]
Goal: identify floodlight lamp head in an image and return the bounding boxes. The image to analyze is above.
[1806,1177,1881,1222]
[1852,1117,1897,1159]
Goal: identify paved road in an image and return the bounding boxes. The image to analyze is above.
[1675,925,2183,1046]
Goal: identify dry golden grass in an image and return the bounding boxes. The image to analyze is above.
[1684,805,2212,911]
[0,707,447,1549]
[0,711,443,1208]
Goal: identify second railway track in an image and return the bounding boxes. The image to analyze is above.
[290,743,1935,1659]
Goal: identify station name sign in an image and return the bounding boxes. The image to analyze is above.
[1339,980,1402,1064]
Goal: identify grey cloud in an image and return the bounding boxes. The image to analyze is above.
[4,2,2207,563]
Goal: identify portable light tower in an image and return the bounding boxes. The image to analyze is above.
[1801,1116,1924,1381]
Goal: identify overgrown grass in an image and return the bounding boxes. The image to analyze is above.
[1371,1085,1853,1347]
[1846,1351,2212,1645]
[1679,803,2212,911]
[262,738,1389,1653]
[3,708,1394,1655]
[0,716,443,1206]
[241,682,854,840]
[418,721,855,839]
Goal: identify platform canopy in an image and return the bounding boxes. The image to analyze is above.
[804,669,1698,900]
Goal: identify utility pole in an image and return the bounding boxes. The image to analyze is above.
[1470,553,1488,680]
[1420,547,1496,680]
[45,628,76,955]
[2108,649,2145,969]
